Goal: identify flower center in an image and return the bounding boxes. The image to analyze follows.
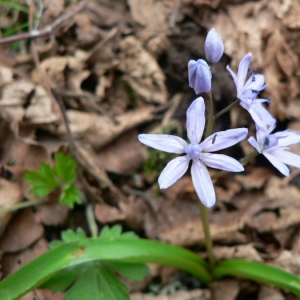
[262,135,279,149]
[186,144,202,159]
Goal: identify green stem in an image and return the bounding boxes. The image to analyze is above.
[199,202,215,268]
[86,204,98,238]
[205,92,214,138]
[199,91,215,269]
[213,99,240,120]
[0,199,46,213]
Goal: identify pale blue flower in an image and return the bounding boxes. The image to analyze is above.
[138,97,247,207]
[226,53,275,129]
[188,59,212,94]
[248,123,300,176]
[205,28,224,64]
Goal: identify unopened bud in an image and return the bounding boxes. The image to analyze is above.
[205,28,224,64]
[188,59,212,94]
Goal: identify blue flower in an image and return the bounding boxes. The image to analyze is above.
[188,59,212,94]
[138,97,247,207]
[205,28,224,64]
[226,53,275,129]
[248,123,300,176]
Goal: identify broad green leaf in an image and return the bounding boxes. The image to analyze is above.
[54,152,77,183]
[60,184,82,208]
[42,265,82,292]
[0,238,211,300]
[213,259,300,296]
[106,262,150,281]
[65,262,128,300]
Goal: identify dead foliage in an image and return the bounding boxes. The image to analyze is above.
[0,0,300,299]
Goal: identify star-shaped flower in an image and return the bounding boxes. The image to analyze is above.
[248,123,300,176]
[226,53,275,129]
[138,97,248,207]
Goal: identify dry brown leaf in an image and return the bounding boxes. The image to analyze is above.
[21,289,64,300]
[118,36,167,104]
[94,202,126,223]
[127,0,170,56]
[213,244,263,262]
[0,65,13,86]
[52,106,154,149]
[235,167,273,190]
[31,56,84,90]
[210,279,240,300]
[0,209,44,253]
[271,250,300,276]
[130,289,211,300]
[1,237,48,278]
[34,202,70,226]
[96,129,148,174]
[265,176,300,206]
[0,178,23,237]
[24,85,60,124]
[258,286,284,300]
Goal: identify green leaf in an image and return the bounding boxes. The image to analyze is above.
[60,184,82,208]
[99,225,139,240]
[213,259,300,296]
[0,238,211,300]
[106,262,150,281]
[24,164,59,197]
[54,152,77,183]
[42,265,82,292]
[65,262,129,300]
[50,228,86,249]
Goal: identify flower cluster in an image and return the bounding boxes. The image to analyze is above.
[138,28,300,207]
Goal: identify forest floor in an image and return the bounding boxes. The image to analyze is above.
[1,0,300,299]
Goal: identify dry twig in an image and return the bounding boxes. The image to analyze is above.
[0,0,91,45]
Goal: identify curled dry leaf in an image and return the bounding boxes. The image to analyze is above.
[0,179,22,237]
[52,106,154,149]
[0,80,35,122]
[118,36,167,104]
[31,56,84,90]
[24,85,60,124]
[127,0,170,56]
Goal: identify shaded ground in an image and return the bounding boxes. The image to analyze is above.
[0,0,300,299]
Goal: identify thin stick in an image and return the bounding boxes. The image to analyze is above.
[214,99,240,120]
[0,0,91,45]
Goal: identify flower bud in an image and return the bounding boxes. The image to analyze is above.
[188,59,212,94]
[205,28,224,64]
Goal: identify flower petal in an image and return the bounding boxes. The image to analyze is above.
[138,134,187,154]
[248,136,262,153]
[237,53,252,94]
[191,159,216,207]
[274,130,300,147]
[158,156,190,189]
[263,151,290,176]
[226,65,238,91]
[202,128,248,152]
[186,97,205,144]
[269,149,300,168]
[200,153,244,172]
[247,103,275,130]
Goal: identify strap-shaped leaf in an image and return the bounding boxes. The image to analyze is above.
[0,238,211,300]
[213,259,300,296]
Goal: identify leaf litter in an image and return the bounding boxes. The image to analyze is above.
[0,0,300,299]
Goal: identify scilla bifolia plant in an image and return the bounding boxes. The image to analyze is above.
[1,29,300,300]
